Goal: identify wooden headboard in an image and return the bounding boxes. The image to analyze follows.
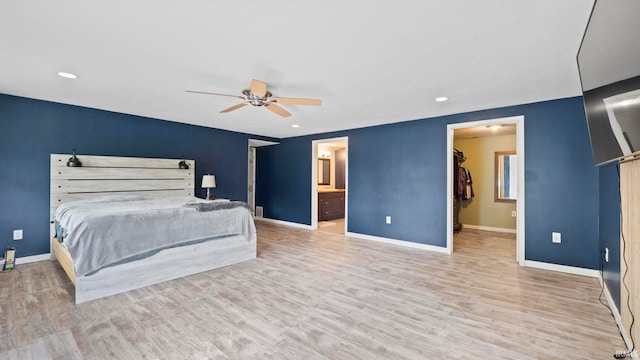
[50,154,195,238]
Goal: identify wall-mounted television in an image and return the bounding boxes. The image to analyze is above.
[577,0,640,166]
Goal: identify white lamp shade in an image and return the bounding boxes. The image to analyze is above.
[201,175,216,188]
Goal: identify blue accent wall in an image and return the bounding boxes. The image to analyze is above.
[599,164,621,309]
[0,92,604,272]
[256,96,601,269]
[0,94,275,258]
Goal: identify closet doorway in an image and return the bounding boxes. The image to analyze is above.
[446,116,525,265]
[311,137,348,235]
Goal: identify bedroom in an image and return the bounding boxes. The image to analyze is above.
[1,1,638,358]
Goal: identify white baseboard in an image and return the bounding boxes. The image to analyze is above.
[524,260,599,277]
[253,216,313,230]
[462,224,516,234]
[346,232,450,254]
[16,253,51,264]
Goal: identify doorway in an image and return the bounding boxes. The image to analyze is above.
[248,139,279,215]
[446,116,525,265]
[311,137,348,234]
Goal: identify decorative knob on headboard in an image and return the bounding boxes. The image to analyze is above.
[67,150,83,167]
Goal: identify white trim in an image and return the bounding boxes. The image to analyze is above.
[16,253,51,264]
[524,260,599,277]
[446,125,454,255]
[248,139,279,147]
[462,224,516,234]
[346,232,449,254]
[247,145,256,213]
[447,115,525,265]
[253,216,313,230]
[311,137,349,233]
[516,118,525,266]
[312,142,318,230]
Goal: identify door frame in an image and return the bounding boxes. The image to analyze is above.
[248,139,279,214]
[311,136,349,232]
[446,115,525,265]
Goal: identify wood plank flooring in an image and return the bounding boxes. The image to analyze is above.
[317,218,345,235]
[0,223,626,359]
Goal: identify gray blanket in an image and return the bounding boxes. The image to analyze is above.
[184,200,251,212]
[55,195,255,276]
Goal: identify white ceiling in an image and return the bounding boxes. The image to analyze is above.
[0,1,594,139]
[454,124,516,140]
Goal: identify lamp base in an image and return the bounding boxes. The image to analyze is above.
[206,188,215,200]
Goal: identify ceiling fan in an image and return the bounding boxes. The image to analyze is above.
[186,79,321,118]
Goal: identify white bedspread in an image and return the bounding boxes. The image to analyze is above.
[54,195,255,276]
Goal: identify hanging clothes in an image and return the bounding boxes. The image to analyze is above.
[462,168,474,200]
[456,166,466,201]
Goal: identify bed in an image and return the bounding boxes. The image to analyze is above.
[50,154,257,304]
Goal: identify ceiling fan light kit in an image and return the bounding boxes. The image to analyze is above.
[187,79,321,118]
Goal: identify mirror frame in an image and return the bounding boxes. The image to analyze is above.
[495,151,517,203]
[318,158,330,185]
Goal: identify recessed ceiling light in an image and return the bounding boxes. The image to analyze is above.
[57,72,78,79]
[487,124,503,131]
[291,124,300,128]
[435,96,448,102]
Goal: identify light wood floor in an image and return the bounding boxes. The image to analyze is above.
[317,218,345,235]
[0,224,625,359]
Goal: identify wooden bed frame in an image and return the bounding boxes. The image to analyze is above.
[50,154,257,304]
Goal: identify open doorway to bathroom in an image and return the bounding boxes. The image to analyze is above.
[311,137,348,235]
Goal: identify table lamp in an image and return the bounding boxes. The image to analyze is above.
[202,175,216,200]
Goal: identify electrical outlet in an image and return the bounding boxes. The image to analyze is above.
[552,232,561,244]
[13,229,23,241]
[511,211,517,217]
[605,247,609,262]
[385,216,391,224]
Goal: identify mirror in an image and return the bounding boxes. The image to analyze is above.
[318,158,330,185]
[495,151,517,202]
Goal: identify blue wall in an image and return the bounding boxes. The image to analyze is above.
[0,92,605,271]
[256,96,601,269]
[599,164,621,309]
[0,94,274,257]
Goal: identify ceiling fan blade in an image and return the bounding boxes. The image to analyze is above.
[272,97,322,106]
[220,103,248,113]
[265,104,291,117]
[250,79,267,98]
[186,90,244,99]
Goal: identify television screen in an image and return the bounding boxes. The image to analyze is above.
[577,0,640,166]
